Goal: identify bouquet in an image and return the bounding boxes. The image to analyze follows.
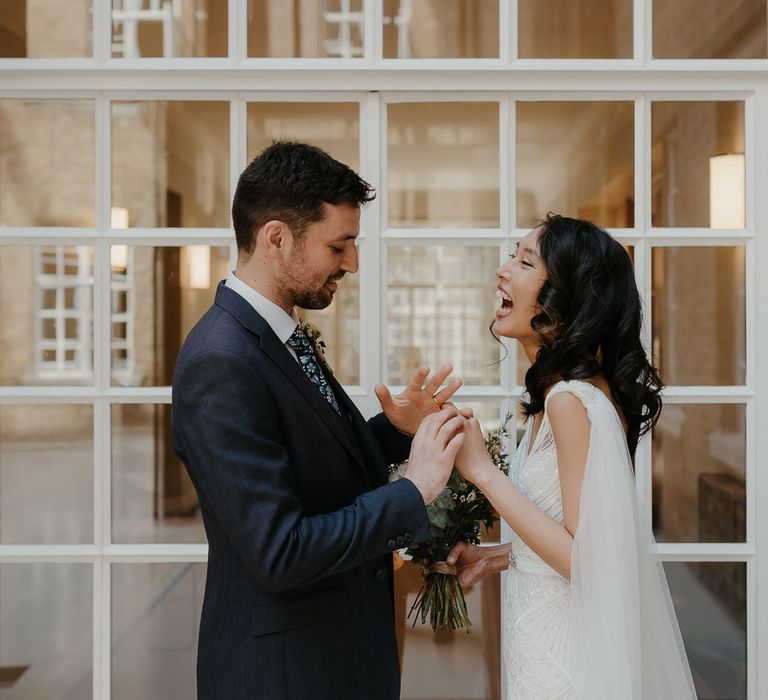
[389,414,512,632]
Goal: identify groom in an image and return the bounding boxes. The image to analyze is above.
[172,141,464,699]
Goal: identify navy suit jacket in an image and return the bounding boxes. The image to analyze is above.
[172,282,431,699]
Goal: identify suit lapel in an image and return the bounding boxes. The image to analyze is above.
[214,282,365,466]
[259,331,363,464]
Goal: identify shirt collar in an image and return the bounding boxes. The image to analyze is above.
[225,271,299,344]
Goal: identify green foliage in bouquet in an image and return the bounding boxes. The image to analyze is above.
[389,414,512,632]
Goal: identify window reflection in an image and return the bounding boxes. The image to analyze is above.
[112,404,205,544]
[0,100,95,227]
[653,404,746,543]
[0,563,92,698]
[653,0,767,59]
[112,563,204,699]
[516,101,634,229]
[383,0,499,58]
[518,0,633,58]
[110,245,229,387]
[111,0,227,58]
[247,102,359,169]
[0,246,94,386]
[652,247,746,386]
[0,0,91,57]
[111,101,230,228]
[0,404,93,544]
[387,246,500,385]
[665,562,746,699]
[652,102,745,228]
[388,102,499,228]
[248,0,364,58]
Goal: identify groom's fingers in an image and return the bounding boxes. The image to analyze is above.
[435,377,463,404]
[424,364,453,395]
[407,366,431,393]
[373,383,393,410]
[447,542,467,566]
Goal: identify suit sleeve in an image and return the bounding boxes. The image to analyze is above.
[173,349,431,593]
[366,412,413,466]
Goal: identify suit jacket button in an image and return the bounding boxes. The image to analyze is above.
[403,532,413,544]
[387,539,396,550]
[396,536,405,547]
[375,568,386,581]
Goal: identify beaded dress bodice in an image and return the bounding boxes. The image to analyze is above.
[502,382,596,699]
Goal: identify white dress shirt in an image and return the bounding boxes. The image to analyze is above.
[225,272,300,362]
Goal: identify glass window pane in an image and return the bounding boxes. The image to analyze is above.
[110,0,227,58]
[388,103,499,228]
[396,567,500,698]
[0,100,94,227]
[248,0,363,58]
[652,247,746,386]
[112,563,204,699]
[247,102,359,169]
[653,404,746,543]
[112,403,205,544]
[0,0,91,57]
[387,246,500,385]
[111,101,230,228]
[300,273,359,386]
[651,102,745,228]
[517,101,634,229]
[0,245,94,386]
[518,0,633,58]
[383,0,499,58]
[665,562,746,700]
[110,245,230,387]
[0,563,92,698]
[0,404,93,544]
[653,0,767,59]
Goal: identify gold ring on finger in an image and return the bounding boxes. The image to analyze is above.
[432,394,443,409]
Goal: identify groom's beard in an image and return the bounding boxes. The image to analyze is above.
[289,274,345,310]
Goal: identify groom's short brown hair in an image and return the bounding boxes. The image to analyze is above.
[232,141,375,255]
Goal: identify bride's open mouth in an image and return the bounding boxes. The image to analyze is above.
[496,288,513,317]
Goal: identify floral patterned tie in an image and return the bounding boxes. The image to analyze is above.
[286,326,341,414]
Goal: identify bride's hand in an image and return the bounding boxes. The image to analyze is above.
[455,417,494,486]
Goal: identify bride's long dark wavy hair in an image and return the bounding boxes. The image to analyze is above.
[520,214,663,458]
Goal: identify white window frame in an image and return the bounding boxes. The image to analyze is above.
[0,2,766,698]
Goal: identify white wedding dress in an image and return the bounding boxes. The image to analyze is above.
[502,380,697,700]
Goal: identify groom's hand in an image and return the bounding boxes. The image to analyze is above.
[375,364,463,437]
[447,542,509,590]
[404,407,466,505]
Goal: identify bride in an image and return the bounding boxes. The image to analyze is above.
[448,215,696,699]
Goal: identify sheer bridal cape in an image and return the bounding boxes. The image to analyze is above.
[555,381,696,698]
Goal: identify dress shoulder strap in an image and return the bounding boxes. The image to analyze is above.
[544,379,600,410]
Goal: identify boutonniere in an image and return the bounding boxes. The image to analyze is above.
[299,320,333,374]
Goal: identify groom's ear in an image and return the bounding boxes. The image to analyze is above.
[261,220,287,253]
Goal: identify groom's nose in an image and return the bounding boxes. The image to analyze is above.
[342,244,359,273]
